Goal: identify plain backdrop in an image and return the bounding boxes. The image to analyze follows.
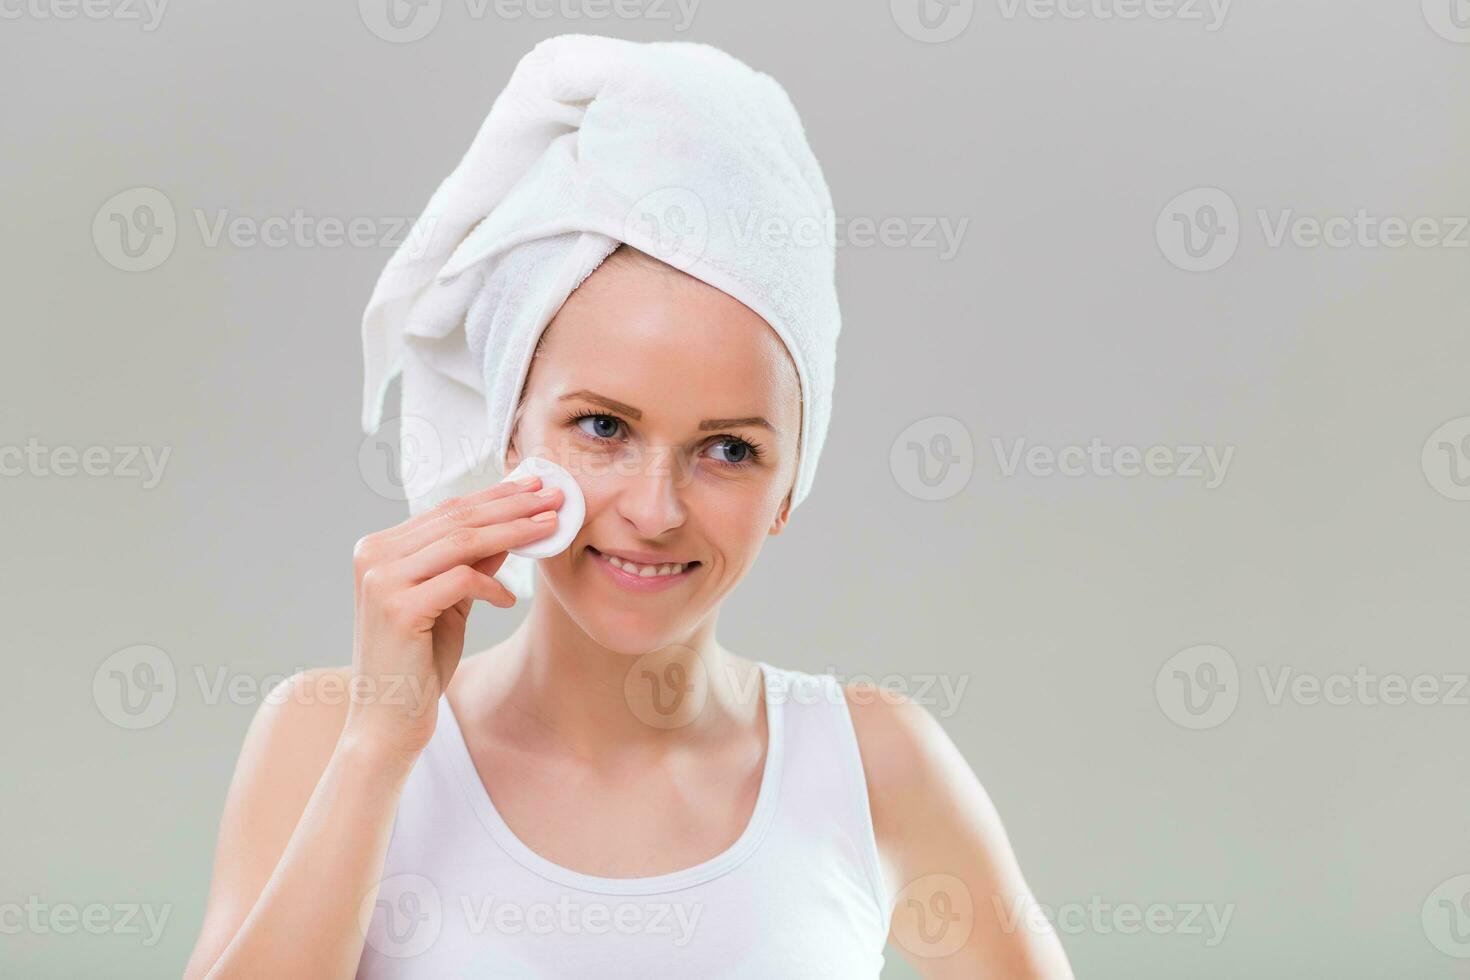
[3,1,1469,976]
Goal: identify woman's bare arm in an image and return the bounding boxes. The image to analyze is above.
[182,476,562,979]
[181,669,408,979]
[847,684,1075,979]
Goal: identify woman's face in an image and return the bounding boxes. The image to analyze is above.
[506,249,803,653]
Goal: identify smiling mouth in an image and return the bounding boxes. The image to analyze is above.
[586,545,701,579]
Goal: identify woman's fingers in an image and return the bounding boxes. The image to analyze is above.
[382,475,541,544]
[353,479,558,581]
[405,564,519,627]
[388,483,563,559]
[391,510,560,584]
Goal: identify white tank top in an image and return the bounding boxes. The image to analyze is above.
[355,662,895,978]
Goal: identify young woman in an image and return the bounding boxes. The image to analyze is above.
[184,31,1074,979]
[182,243,1073,979]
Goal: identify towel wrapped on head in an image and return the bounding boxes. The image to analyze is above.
[360,33,841,598]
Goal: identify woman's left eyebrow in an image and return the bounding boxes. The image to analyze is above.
[561,390,775,432]
[699,416,774,432]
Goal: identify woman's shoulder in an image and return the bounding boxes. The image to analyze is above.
[228,665,356,808]
[840,680,948,811]
[211,666,357,846]
[248,665,356,748]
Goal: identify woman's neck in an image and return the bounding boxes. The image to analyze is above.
[459,579,763,763]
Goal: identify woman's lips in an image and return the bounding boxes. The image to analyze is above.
[586,546,700,593]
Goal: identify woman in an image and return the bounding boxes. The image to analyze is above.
[184,37,1073,980]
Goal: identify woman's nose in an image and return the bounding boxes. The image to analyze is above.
[612,445,689,537]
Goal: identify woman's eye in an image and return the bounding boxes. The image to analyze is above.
[708,438,752,465]
[576,414,622,441]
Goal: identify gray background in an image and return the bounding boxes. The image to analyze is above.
[3,0,1469,976]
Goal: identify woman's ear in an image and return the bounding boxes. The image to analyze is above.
[768,489,793,536]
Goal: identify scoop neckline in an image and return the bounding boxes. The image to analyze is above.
[437,659,785,896]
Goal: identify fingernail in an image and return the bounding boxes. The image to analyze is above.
[532,510,557,522]
[514,476,540,488]
[535,486,559,497]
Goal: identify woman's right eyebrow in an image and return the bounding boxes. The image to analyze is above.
[561,389,641,420]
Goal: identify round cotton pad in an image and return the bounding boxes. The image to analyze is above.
[503,456,586,560]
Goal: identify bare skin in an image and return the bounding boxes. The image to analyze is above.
[183,246,1074,979]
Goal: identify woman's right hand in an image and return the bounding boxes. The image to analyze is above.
[344,473,563,760]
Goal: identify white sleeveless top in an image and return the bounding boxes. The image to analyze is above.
[355,662,895,978]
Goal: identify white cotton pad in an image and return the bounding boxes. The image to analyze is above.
[503,456,586,560]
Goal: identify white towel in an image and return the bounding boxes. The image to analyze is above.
[360,33,841,598]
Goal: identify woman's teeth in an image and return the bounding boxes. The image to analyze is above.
[601,552,690,577]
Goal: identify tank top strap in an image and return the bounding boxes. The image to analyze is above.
[758,663,896,924]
